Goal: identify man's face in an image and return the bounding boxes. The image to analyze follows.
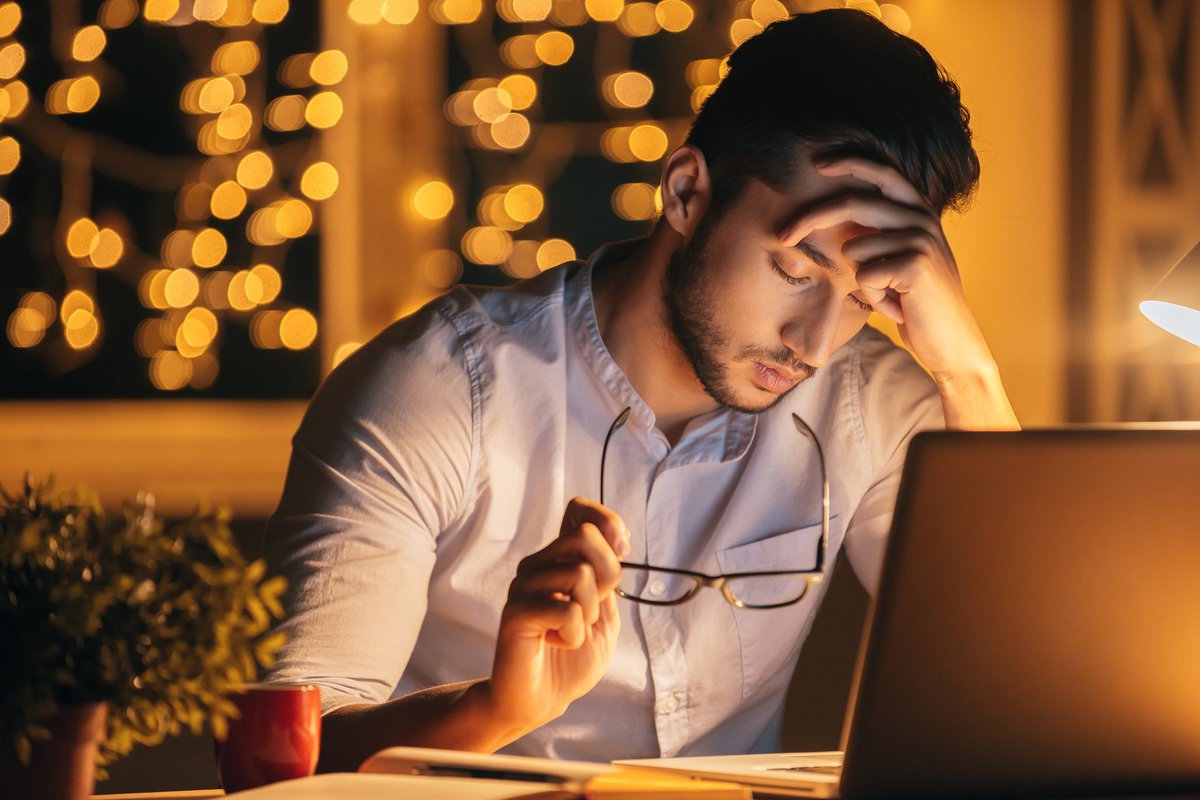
[664,159,878,413]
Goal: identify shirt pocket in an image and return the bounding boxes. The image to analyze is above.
[715,520,834,701]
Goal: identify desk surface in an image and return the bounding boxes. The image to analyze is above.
[94,791,222,799]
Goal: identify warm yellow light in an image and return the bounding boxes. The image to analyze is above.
[655,0,692,32]
[203,271,233,309]
[0,3,20,38]
[432,0,483,24]
[161,229,196,268]
[143,0,180,23]
[478,189,521,231]
[879,3,910,33]
[134,318,164,357]
[504,184,544,224]
[252,263,282,302]
[347,0,383,24]
[140,270,170,309]
[612,182,658,220]
[279,308,318,349]
[617,2,659,36]
[501,0,552,22]
[845,0,882,19]
[585,0,623,22]
[88,228,124,268]
[200,78,236,114]
[537,238,576,271]
[191,0,226,21]
[192,228,228,267]
[210,180,248,219]
[491,113,531,150]
[331,341,362,369]
[8,308,45,348]
[20,291,56,320]
[473,87,514,123]
[177,307,218,353]
[535,31,574,65]
[2,43,28,80]
[279,53,315,88]
[252,0,289,24]
[498,75,537,111]
[164,269,201,308]
[150,350,192,391]
[305,91,343,129]
[0,197,9,236]
[99,0,139,28]
[686,58,721,88]
[247,206,285,246]
[690,84,716,113]
[66,218,100,259]
[413,180,455,220]
[227,269,261,311]
[265,94,306,131]
[603,71,654,108]
[462,226,514,265]
[218,0,254,25]
[601,126,636,163]
[72,26,107,62]
[64,308,100,350]
[300,161,339,201]
[237,150,274,189]
[502,240,541,279]
[419,249,464,288]
[730,18,762,45]
[55,76,100,114]
[216,103,252,139]
[250,309,285,348]
[310,50,349,85]
[751,0,788,25]
[61,289,95,322]
[629,124,669,161]
[3,80,28,119]
[275,198,313,238]
[500,35,541,70]
[381,0,419,23]
[213,41,260,75]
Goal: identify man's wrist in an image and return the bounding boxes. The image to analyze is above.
[933,362,1020,431]
[460,679,549,751]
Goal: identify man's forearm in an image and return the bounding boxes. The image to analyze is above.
[316,679,536,772]
[934,362,1020,431]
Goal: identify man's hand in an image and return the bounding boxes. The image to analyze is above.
[779,157,1019,430]
[485,497,629,737]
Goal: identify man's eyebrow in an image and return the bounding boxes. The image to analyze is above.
[794,240,843,277]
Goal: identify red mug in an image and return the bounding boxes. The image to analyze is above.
[215,683,321,793]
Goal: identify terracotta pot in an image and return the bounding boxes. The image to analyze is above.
[0,702,108,800]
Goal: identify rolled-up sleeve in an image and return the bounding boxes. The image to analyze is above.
[263,306,476,715]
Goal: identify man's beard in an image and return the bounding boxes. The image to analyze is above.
[662,213,814,414]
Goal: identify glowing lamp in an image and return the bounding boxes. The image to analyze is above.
[1140,241,1200,347]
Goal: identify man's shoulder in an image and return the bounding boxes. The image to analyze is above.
[431,264,574,334]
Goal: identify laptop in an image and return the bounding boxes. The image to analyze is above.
[619,427,1200,799]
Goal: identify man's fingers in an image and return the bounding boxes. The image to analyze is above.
[502,594,587,649]
[559,496,630,557]
[517,522,622,594]
[511,561,601,628]
[778,194,932,247]
[814,157,926,206]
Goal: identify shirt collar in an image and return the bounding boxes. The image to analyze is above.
[564,239,758,464]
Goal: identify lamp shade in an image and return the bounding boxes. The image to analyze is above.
[1140,241,1200,347]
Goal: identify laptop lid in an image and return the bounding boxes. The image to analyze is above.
[839,427,1200,799]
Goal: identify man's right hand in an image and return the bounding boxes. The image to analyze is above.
[484,497,630,737]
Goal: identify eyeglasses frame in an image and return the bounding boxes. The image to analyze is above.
[600,407,829,610]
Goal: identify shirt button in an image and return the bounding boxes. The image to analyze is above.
[658,694,679,715]
[648,579,666,597]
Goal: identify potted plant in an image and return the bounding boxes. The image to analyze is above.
[0,477,288,799]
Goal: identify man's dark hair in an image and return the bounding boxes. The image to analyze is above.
[685,9,979,216]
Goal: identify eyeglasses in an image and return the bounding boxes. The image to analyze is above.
[600,407,828,610]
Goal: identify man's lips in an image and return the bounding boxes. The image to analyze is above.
[753,361,807,393]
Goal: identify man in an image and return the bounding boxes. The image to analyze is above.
[264,9,1019,773]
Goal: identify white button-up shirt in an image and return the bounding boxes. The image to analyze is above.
[264,241,942,762]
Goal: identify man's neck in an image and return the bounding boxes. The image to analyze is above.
[591,230,719,445]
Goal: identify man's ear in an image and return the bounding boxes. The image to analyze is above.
[659,145,712,238]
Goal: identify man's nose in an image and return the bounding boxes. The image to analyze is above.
[782,294,841,370]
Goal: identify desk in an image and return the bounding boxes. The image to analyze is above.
[94,792,222,799]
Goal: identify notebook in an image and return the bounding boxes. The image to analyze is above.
[618,427,1200,799]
